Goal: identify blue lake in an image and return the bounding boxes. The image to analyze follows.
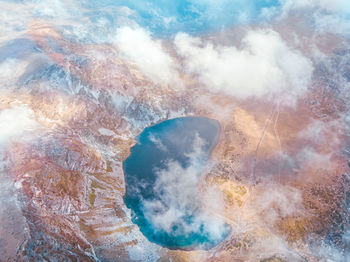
[123,117,231,250]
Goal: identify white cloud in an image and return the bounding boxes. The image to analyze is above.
[0,105,38,147]
[0,58,29,86]
[174,29,313,101]
[281,0,350,36]
[148,133,167,151]
[282,0,350,13]
[297,119,342,146]
[254,184,303,224]
[114,26,179,86]
[312,11,350,36]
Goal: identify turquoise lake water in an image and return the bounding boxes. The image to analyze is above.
[123,117,231,250]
